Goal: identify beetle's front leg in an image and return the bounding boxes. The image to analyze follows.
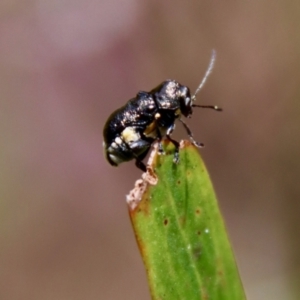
[178,118,204,148]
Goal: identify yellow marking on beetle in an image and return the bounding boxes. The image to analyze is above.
[144,121,157,138]
[174,108,181,116]
[121,127,140,143]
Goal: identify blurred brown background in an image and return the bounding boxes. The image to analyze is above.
[1,0,300,299]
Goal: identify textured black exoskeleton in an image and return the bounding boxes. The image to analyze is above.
[103,51,222,172]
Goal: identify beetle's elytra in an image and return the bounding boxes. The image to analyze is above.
[103,51,222,172]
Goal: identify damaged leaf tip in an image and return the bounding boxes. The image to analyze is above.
[127,139,246,300]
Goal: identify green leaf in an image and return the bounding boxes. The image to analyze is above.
[127,140,246,300]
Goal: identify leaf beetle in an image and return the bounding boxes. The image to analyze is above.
[103,50,222,172]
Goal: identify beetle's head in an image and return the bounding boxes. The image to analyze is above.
[177,85,193,117]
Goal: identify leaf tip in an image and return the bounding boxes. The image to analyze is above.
[127,140,199,211]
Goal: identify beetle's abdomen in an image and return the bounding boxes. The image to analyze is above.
[103,91,158,166]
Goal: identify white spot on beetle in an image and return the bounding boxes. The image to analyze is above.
[185,97,191,106]
[111,142,118,149]
[155,113,161,119]
[115,137,122,145]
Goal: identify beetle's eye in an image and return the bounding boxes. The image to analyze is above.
[185,97,191,107]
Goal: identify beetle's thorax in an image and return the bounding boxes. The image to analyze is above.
[152,80,193,118]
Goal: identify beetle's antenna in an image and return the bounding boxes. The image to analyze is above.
[192,49,216,102]
[192,104,222,111]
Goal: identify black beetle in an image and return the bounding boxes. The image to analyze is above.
[103,50,221,172]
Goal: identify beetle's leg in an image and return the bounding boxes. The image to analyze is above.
[135,147,151,172]
[155,129,165,155]
[119,134,149,172]
[135,159,147,172]
[166,124,180,163]
[178,118,204,148]
[158,143,165,155]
